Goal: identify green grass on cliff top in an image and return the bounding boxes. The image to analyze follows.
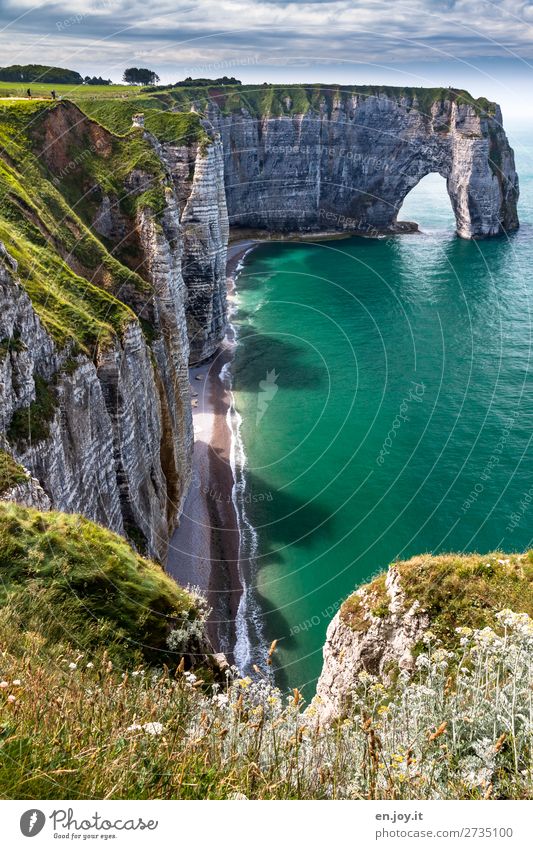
[75,95,206,142]
[341,550,533,648]
[0,82,139,99]
[0,80,497,121]
[0,501,197,666]
[153,83,497,119]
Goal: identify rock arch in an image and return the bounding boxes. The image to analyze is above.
[212,92,519,239]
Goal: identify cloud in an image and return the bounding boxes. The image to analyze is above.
[1,0,533,81]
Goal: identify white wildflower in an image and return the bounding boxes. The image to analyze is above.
[143,722,163,736]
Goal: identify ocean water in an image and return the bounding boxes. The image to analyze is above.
[230,125,533,694]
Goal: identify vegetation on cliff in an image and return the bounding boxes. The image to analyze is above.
[77,96,206,142]
[0,503,200,666]
[0,450,26,494]
[341,551,533,652]
[146,82,497,119]
[0,508,531,800]
[0,97,208,356]
[0,100,145,351]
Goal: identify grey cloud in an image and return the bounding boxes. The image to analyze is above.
[1,0,533,74]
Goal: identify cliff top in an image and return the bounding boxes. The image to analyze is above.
[341,549,533,650]
[147,82,498,119]
[0,501,199,665]
[0,80,499,124]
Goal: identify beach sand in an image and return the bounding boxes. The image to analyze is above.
[166,240,257,658]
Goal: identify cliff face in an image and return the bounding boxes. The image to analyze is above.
[206,88,518,238]
[316,551,533,720]
[153,133,229,364]
[0,101,228,560]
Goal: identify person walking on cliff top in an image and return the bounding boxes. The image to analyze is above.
[26,88,31,99]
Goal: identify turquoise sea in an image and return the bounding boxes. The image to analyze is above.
[230,125,533,694]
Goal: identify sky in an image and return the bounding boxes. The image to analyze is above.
[1,0,533,120]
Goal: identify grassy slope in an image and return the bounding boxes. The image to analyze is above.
[0,502,197,665]
[0,507,531,800]
[75,95,207,144]
[0,100,145,351]
[341,550,533,648]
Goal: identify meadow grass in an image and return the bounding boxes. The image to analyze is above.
[0,503,532,800]
[0,601,531,800]
[0,83,139,100]
[0,503,198,666]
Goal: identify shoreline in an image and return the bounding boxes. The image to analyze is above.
[166,239,257,659]
[167,227,417,659]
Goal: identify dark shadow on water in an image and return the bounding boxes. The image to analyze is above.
[232,328,328,391]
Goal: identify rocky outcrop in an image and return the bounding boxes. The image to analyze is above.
[0,474,51,511]
[316,550,533,721]
[315,565,429,721]
[207,89,518,238]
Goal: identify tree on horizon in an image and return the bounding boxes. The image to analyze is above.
[122,67,160,86]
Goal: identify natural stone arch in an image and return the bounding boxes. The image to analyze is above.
[211,91,519,240]
[397,171,455,230]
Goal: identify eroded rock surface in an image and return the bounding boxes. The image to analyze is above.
[316,565,430,721]
[209,91,518,238]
